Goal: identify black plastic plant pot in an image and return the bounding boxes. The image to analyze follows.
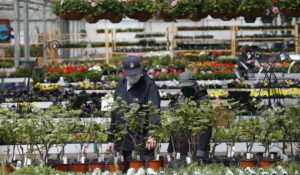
[244,17,256,23]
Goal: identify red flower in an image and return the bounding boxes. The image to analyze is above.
[170,69,175,75]
[271,0,275,4]
[78,67,86,73]
[48,69,55,73]
[57,69,61,74]
[177,69,183,73]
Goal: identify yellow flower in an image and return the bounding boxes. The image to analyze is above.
[34,82,40,88]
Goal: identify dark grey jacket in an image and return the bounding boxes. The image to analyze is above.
[107,73,160,151]
[167,87,212,158]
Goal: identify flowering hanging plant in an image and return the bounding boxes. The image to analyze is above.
[53,0,89,16]
[125,0,155,19]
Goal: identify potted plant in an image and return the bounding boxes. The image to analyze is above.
[257,103,282,169]
[168,0,194,19]
[88,116,108,172]
[280,0,300,17]
[204,0,238,21]
[71,116,90,173]
[239,117,261,168]
[53,0,88,20]
[237,0,269,22]
[87,70,102,83]
[189,0,208,21]
[85,0,105,23]
[99,0,126,23]
[155,0,175,22]
[261,0,279,24]
[0,108,20,173]
[52,107,81,172]
[125,0,154,22]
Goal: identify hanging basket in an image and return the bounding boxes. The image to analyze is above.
[160,8,174,22]
[59,12,84,20]
[283,8,300,17]
[189,12,208,21]
[244,16,256,23]
[136,11,153,22]
[86,16,99,24]
[175,13,189,19]
[244,8,264,17]
[101,10,116,20]
[261,16,273,23]
[210,12,223,18]
[109,15,122,23]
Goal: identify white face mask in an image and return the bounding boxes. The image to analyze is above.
[127,74,141,84]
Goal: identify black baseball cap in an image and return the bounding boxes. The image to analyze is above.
[178,71,197,88]
[122,55,142,76]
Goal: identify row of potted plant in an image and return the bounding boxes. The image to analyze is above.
[1,98,299,174]
[116,40,167,47]
[175,44,230,51]
[53,0,300,23]
[177,26,230,31]
[113,47,168,53]
[238,25,294,30]
[0,61,13,69]
[236,34,294,38]
[254,79,300,88]
[135,33,165,38]
[174,35,214,39]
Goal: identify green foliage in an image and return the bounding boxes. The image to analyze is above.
[237,0,270,13]
[53,0,89,16]
[45,72,60,83]
[0,61,13,68]
[279,0,300,10]
[59,43,87,48]
[167,0,194,18]
[101,0,126,17]
[126,0,155,15]
[204,0,239,14]
[87,70,102,83]
[15,66,31,78]
[239,117,262,153]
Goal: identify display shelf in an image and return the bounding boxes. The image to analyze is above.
[173,49,231,52]
[174,38,230,41]
[58,46,106,50]
[236,38,294,41]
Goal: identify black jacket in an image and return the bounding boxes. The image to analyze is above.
[108,73,160,151]
[167,87,212,158]
[237,55,254,71]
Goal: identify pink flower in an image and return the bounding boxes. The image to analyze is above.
[152,0,155,2]
[88,0,92,2]
[156,71,160,77]
[171,0,178,6]
[91,2,96,7]
[155,10,160,15]
[265,9,270,16]
[272,7,279,14]
[270,0,275,4]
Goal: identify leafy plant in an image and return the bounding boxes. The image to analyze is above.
[240,117,262,154]
[45,72,60,83]
[125,0,155,16]
[53,0,89,16]
[87,70,102,83]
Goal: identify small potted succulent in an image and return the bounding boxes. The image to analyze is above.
[53,0,88,20]
[125,0,155,22]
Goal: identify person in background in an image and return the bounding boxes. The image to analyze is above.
[167,70,212,163]
[237,45,255,80]
[106,55,160,171]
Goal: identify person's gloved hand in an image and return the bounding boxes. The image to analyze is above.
[146,136,156,150]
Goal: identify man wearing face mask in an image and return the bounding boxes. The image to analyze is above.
[107,55,160,170]
[167,70,211,162]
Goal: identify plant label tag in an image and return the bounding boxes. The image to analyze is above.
[121,155,124,162]
[186,157,191,164]
[167,155,171,162]
[137,155,140,161]
[117,152,119,158]
[113,157,118,164]
[131,151,135,158]
[16,161,22,169]
[176,153,180,160]
[156,154,160,161]
[63,156,68,164]
[98,157,102,163]
[13,154,16,161]
[27,159,31,166]
[270,154,274,159]
[246,153,251,160]
[81,156,85,164]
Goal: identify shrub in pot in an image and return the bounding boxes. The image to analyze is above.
[257,103,283,168]
[87,70,102,83]
[239,117,262,168]
[0,108,21,173]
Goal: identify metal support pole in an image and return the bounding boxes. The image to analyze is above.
[43,0,47,66]
[13,0,20,67]
[24,1,30,61]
